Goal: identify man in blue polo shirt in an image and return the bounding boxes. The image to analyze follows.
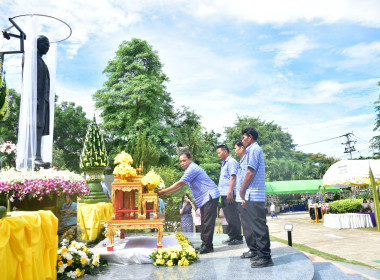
[216,144,243,245]
[236,127,272,268]
[159,152,220,254]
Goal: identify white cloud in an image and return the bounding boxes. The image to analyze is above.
[1,0,378,160]
[342,41,380,59]
[0,0,142,56]
[290,114,375,158]
[55,81,97,119]
[261,35,318,67]
[189,0,380,28]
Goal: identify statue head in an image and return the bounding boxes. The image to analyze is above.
[37,35,50,55]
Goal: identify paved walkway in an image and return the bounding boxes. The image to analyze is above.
[267,212,380,270]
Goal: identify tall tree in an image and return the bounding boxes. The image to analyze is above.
[54,100,90,172]
[93,38,176,159]
[225,115,295,162]
[224,115,331,181]
[173,106,203,158]
[371,81,380,157]
[130,131,160,173]
[0,88,20,143]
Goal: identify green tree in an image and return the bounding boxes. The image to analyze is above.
[54,100,90,172]
[93,38,176,159]
[0,88,20,143]
[130,132,160,173]
[173,106,203,157]
[225,115,295,162]
[224,115,332,181]
[371,81,380,157]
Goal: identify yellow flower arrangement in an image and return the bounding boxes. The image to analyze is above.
[150,232,198,266]
[114,151,133,165]
[112,151,137,178]
[141,169,165,191]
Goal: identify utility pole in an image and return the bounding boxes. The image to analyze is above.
[341,132,356,159]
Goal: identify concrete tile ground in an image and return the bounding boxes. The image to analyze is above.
[266,212,380,270]
[81,212,380,279]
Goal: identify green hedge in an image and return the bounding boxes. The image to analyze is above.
[329,199,362,214]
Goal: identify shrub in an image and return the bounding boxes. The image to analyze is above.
[329,199,362,214]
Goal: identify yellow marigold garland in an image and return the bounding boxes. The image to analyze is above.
[150,232,198,266]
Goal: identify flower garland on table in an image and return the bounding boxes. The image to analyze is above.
[112,151,137,178]
[150,232,198,266]
[0,168,90,202]
[57,239,101,279]
[141,169,165,191]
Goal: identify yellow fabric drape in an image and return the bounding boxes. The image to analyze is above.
[0,210,58,280]
[77,202,113,241]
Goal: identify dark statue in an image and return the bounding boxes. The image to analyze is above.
[35,35,51,168]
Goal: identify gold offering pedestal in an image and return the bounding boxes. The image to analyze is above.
[107,175,163,249]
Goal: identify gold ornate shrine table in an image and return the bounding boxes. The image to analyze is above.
[106,219,164,249]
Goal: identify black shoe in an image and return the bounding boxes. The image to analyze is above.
[222,237,233,244]
[198,246,214,254]
[250,255,260,262]
[240,251,257,259]
[228,239,244,245]
[251,258,274,268]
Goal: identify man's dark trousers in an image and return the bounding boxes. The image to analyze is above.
[200,196,219,248]
[238,201,271,259]
[221,195,242,240]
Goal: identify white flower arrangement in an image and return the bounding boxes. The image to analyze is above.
[57,239,101,279]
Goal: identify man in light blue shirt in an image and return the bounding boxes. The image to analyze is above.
[159,152,220,254]
[158,198,165,219]
[237,128,272,268]
[150,198,165,220]
[217,144,243,245]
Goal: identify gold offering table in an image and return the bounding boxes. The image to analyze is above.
[106,219,164,249]
[107,176,163,249]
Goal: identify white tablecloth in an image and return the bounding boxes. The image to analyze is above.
[324,213,373,229]
[92,235,181,264]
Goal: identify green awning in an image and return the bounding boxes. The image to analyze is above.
[265,179,340,195]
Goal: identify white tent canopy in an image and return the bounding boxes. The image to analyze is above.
[323,160,380,187]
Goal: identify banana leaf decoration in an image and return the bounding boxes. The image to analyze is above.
[369,167,380,232]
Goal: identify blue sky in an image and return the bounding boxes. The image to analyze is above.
[1,0,379,159]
